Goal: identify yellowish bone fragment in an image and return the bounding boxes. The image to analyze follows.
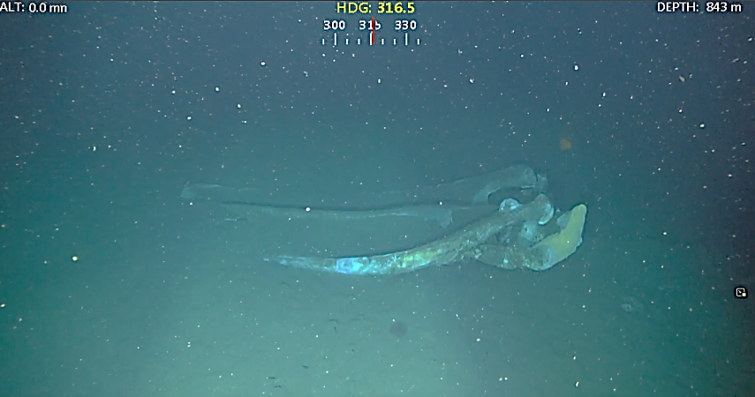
[532,204,587,269]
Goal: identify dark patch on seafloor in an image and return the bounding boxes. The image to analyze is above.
[389,320,408,337]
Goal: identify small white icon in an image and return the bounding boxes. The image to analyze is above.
[734,287,747,299]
